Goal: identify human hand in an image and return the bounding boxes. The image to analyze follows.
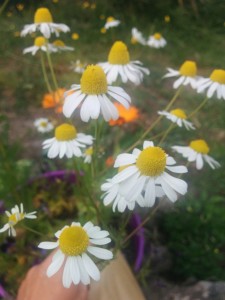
[17,251,88,300]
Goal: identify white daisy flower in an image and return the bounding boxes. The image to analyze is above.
[101,173,165,212]
[104,16,120,29]
[0,203,37,237]
[158,109,195,130]
[51,39,74,52]
[131,28,146,45]
[21,7,70,39]
[98,41,150,85]
[34,117,54,133]
[147,33,167,49]
[38,222,113,288]
[43,123,94,159]
[23,36,57,56]
[164,60,198,89]
[70,60,86,74]
[63,64,131,122]
[83,147,93,164]
[172,139,221,170]
[196,69,225,100]
[111,141,188,206]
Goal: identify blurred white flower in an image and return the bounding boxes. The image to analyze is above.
[147,33,167,48]
[34,117,54,133]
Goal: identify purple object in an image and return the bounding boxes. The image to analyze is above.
[130,213,145,271]
[0,284,7,297]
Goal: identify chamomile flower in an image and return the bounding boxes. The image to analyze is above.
[172,140,221,170]
[196,69,225,100]
[51,39,74,52]
[21,7,70,39]
[63,65,131,122]
[112,141,188,206]
[147,33,167,48]
[34,117,54,133]
[23,36,56,55]
[164,60,198,89]
[83,147,93,163]
[104,16,120,29]
[70,60,86,74]
[158,109,195,130]
[0,204,37,237]
[43,123,94,159]
[99,41,150,85]
[131,28,146,45]
[38,222,113,287]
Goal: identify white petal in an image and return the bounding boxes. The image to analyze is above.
[69,256,80,285]
[77,256,90,285]
[87,246,113,260]
[38,241,58,249]
[114,153,136,167]
[47,253,65,277]
[82,253,100,281]
[63,258,73,288]
[144,179,156,207]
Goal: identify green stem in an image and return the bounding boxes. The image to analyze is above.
[0,0,10,15]
[40,52,53,94]
[45,45,59,91]
[188,97,208,118]
[22,224,43,236]
[158,123,175,146]
[125,86,182,152]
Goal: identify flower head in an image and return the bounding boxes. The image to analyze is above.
[104,16,120,29]
[83,147,93,163]
[172,139,221,170]
[23,36,57,55]
[102,141,188,208]
[70,60,86,74]
[99,41,150,85]
[131,28,146,45]
[158,109,195,130]
[196,69,225,100]
[34,118,54,133]
[43,123,94,159]
[21,7,70,39]
[42,88,66,113]
[51,39,74,52]
[0,204,37,237]
[109,103,139,126]
[147,33,167,48]
[164,60,198,89]
[63,64,131,122]
[38,222,113,287]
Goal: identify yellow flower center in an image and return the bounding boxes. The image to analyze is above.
[170,109,187,119]
[85,147,93,156]
[71,33,79,40]
[131,37,137,44]
[153,33,162,40]
[34,36,46,47]
[53,40,65,47]
[210,69,225,84]
[34,8,53,24]
[108,41,130,65]
[107,16,115,23]
[55,124,77,141]
[136,147,166,177]
[189,139,210,154]
[40,121,48,127]
[59,226,89,256]
[81,65,107,94]
[179,61,197,77]
[8,213,24,225]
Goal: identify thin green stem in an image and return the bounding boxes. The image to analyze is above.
[188,97,208,118]
[158,123,175,146]
[0,0,9,15]
[125,86,182,152]
[123,202,162,245]
[45,45,59,91]
[40,52,53,94]
[22,224,43,236]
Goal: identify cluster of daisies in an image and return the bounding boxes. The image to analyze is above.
[1,6,223,290]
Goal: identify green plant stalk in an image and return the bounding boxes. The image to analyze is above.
[0,0,9,15]
[40,52,53,94]
[125,86,182,152]
[22,224,44,236]
[188,96,208,118]
[158,123,175,145]
[45,45,59,91]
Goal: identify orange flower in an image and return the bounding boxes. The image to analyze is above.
[109,103,139,126]
[42,88,66,113]
[106,156,114,167]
